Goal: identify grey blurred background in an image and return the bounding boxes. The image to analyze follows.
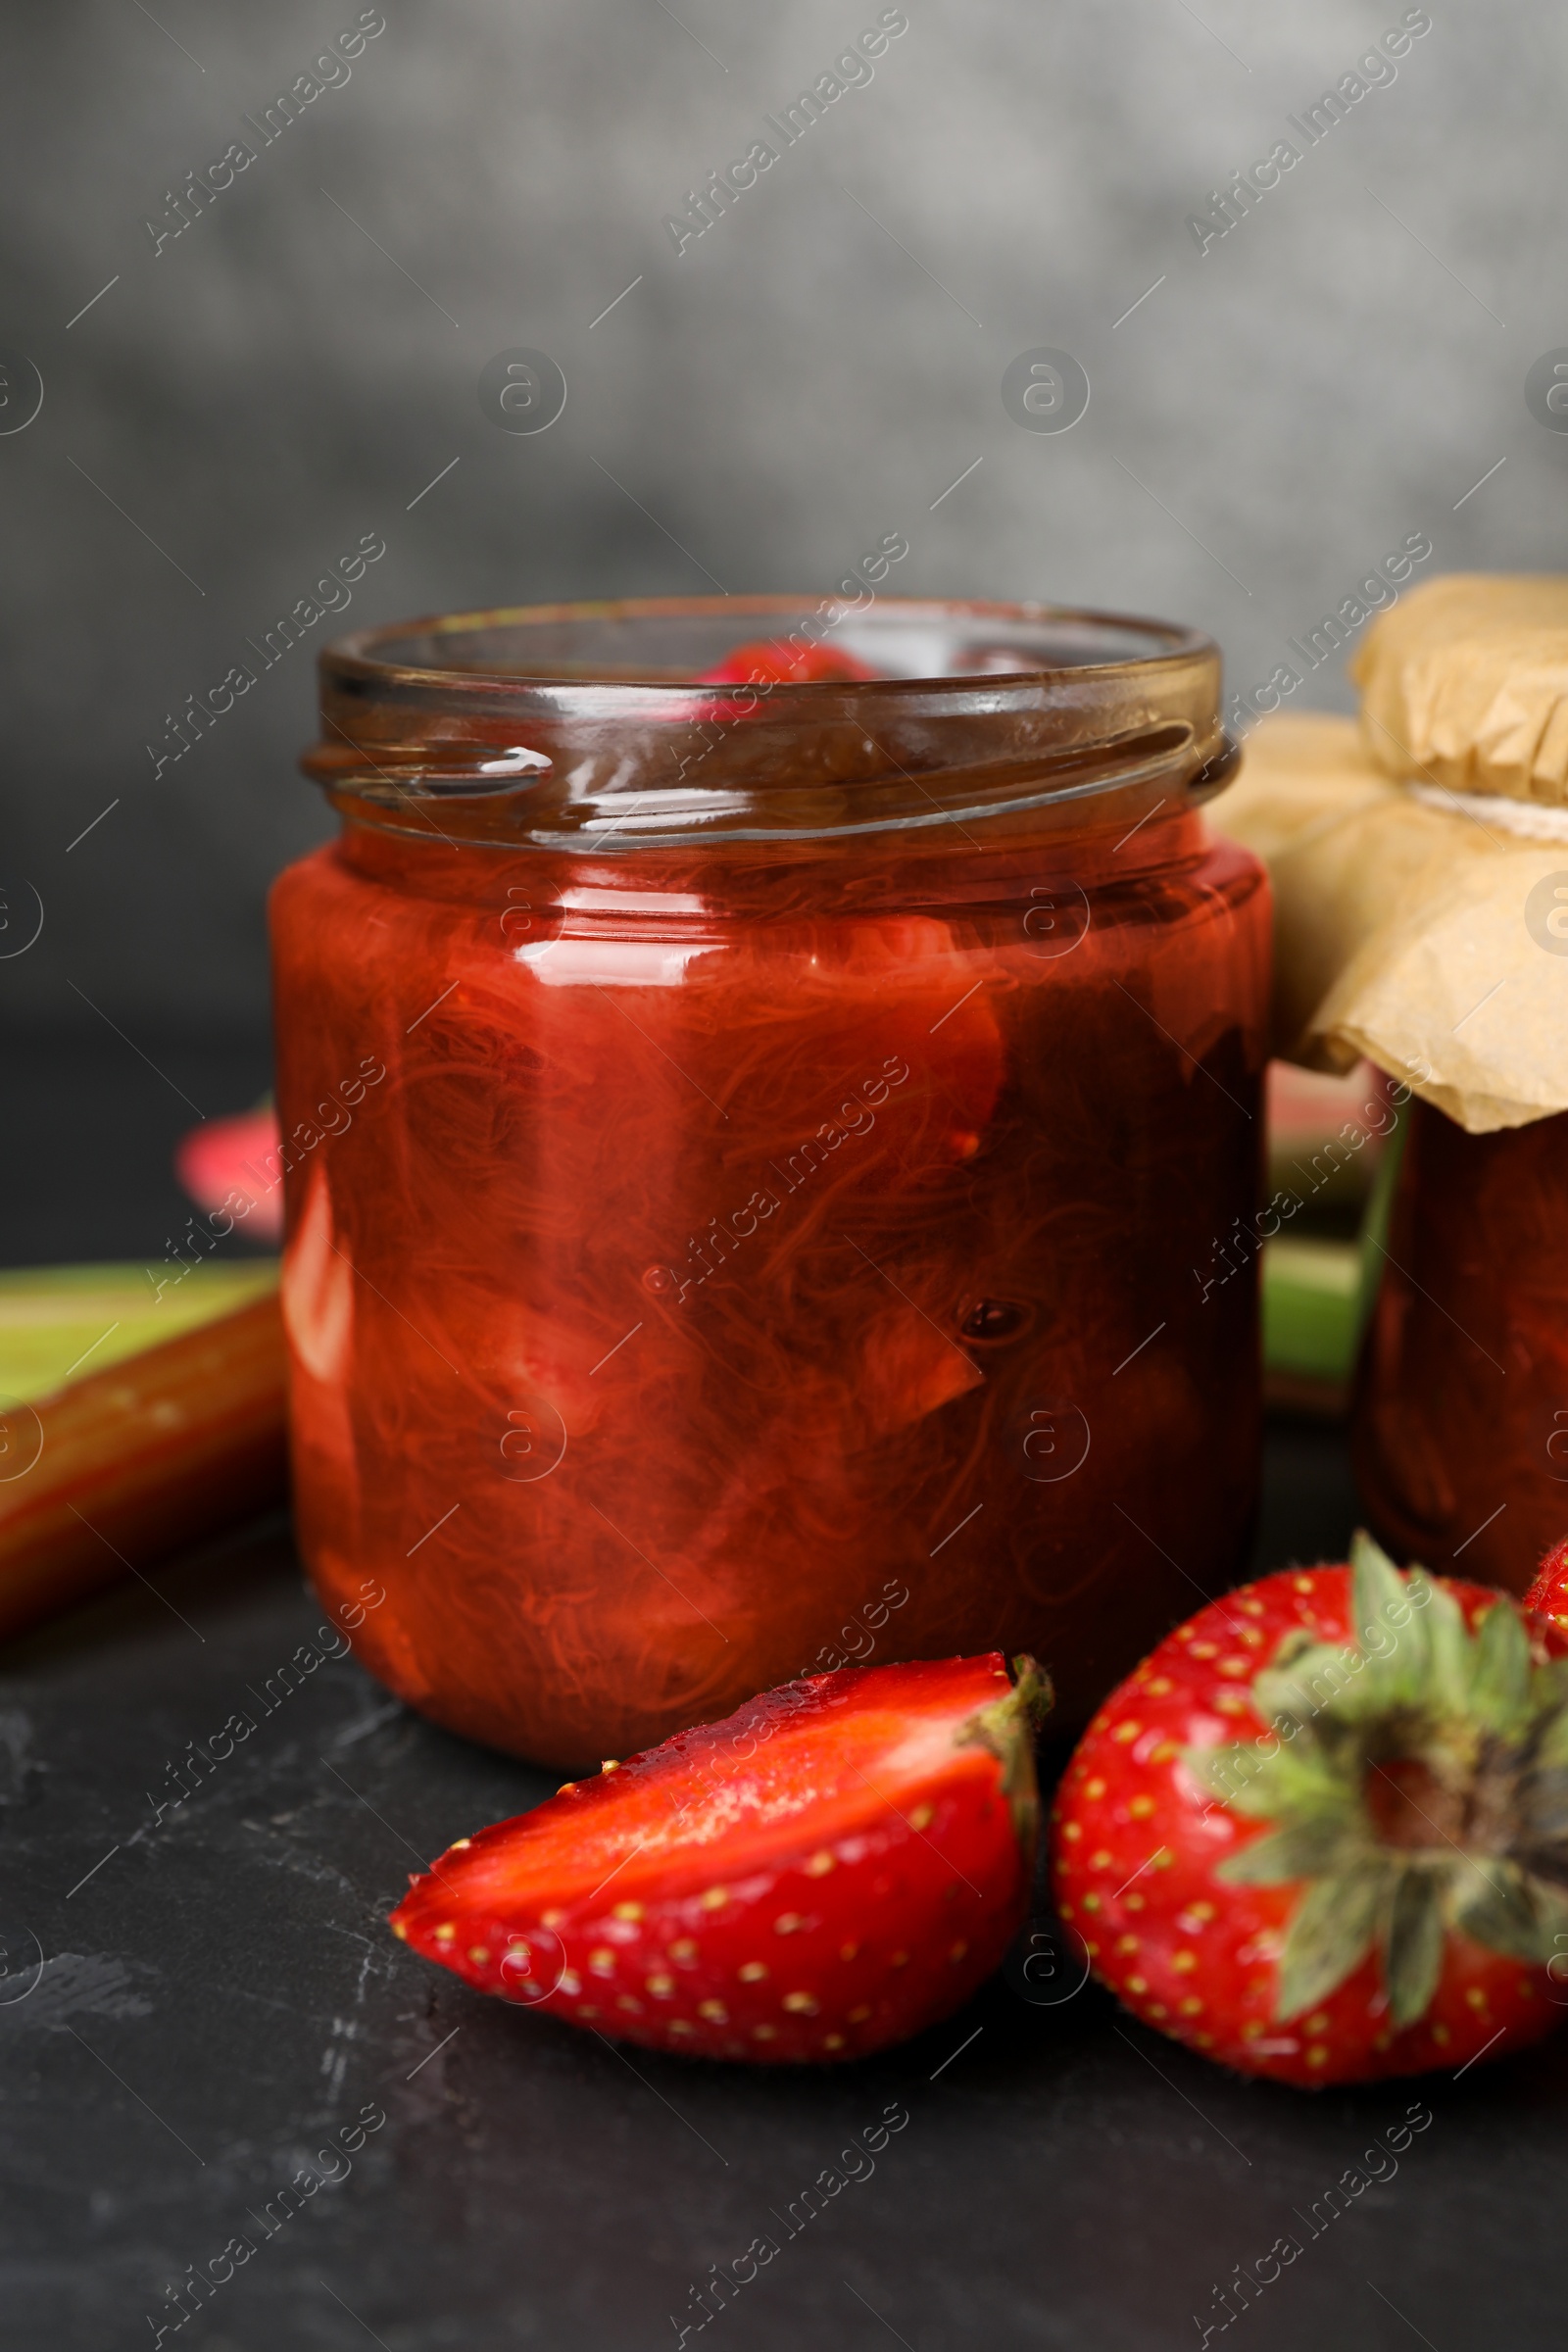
[0,0,1563,1101]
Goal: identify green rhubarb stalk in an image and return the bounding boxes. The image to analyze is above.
[0,1260,279,1405]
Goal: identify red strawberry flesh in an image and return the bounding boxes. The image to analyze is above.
[393,1652,1045,2063]
[1524,1538,1568,1651]
[696,636,881,686]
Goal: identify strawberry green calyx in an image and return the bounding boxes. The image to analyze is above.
[1187,1533,1568,2030]
[958,1653,1053,1850]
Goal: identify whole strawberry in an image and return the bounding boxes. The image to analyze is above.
[1525,1538,1568,1648]
[1050,1535,1568,2085]
[394,1652,1047,2063]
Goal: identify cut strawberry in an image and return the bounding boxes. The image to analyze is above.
[696,636,881,686]
[392,1652,1048,2063]
[175,1104,285,1243]
[1051,1536,1568,2085]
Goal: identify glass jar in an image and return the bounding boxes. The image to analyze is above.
[271,598,1268,1766]
[1355,1100,1568,1590]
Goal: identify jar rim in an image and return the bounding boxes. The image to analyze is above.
[307,596,1230,851]
[322,595,1217,700]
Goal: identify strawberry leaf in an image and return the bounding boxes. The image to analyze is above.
[1350,1530,1419,1699]
[1349,1526,1404,1620]
[1250,1663,1322,1735]
[1450,1858,1555,1964]
[1275,1870,1382,2022]
[1255,1643,1375,1726]
[1218,1817,1363,1886]
[1191,1736,1353,1827]
[1468,1600,1533,1737]
[1183,1742,1273,1813]
[1386,1868,1446,2027]
[1519,1762,1568,1850]
[1534,1705,1568,1773]
[1419,1571,1476,1716]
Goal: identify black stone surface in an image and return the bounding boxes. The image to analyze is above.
[2,1045,1562,2350]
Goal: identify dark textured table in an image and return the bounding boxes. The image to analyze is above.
[3,1043,1562,2351]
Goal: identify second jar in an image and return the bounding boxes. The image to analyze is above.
[1355,1099,1568,1590]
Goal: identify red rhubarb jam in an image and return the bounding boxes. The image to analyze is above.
[271,599,1268,1764]
[1356,1100,1568,1587]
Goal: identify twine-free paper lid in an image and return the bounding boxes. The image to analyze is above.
[1351,572,1568,805]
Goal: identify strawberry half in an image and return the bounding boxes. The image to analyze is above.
[392,1652,1048,2064]
[696,636,881,686]
[1051,1536,1568,2086]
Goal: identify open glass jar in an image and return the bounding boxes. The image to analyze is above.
[272,598,1268,1765]
[1355,1101,1568,1589]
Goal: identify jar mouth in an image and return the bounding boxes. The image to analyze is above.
[306,596,1232,850]
[324,595,1213,692]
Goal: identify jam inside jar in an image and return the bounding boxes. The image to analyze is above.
[272,598,1269,1765]
[1355,1100,1568,1590]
